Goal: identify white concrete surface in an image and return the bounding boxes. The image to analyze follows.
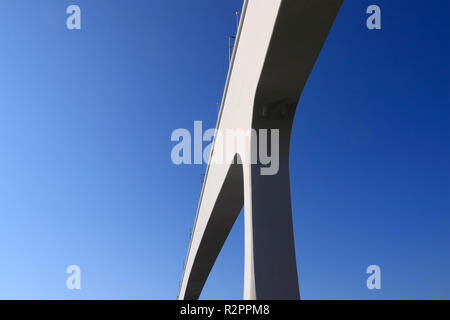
[179,0,342,300]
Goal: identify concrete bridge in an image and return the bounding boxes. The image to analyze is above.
[179,0,342,300]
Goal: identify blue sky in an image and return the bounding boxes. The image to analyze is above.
[0,0,448,299]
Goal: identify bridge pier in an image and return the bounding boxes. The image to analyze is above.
[178,0,342,300]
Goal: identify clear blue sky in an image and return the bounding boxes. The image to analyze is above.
[0,0,448,299]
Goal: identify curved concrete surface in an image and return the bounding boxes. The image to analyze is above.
[179,0,342,300]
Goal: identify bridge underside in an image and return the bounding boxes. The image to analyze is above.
[179,0,342,300]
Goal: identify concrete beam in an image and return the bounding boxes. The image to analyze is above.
[179,0,342,300]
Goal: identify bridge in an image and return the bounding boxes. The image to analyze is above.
[178,0,342,300]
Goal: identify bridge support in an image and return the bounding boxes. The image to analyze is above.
[179,0,342,300]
